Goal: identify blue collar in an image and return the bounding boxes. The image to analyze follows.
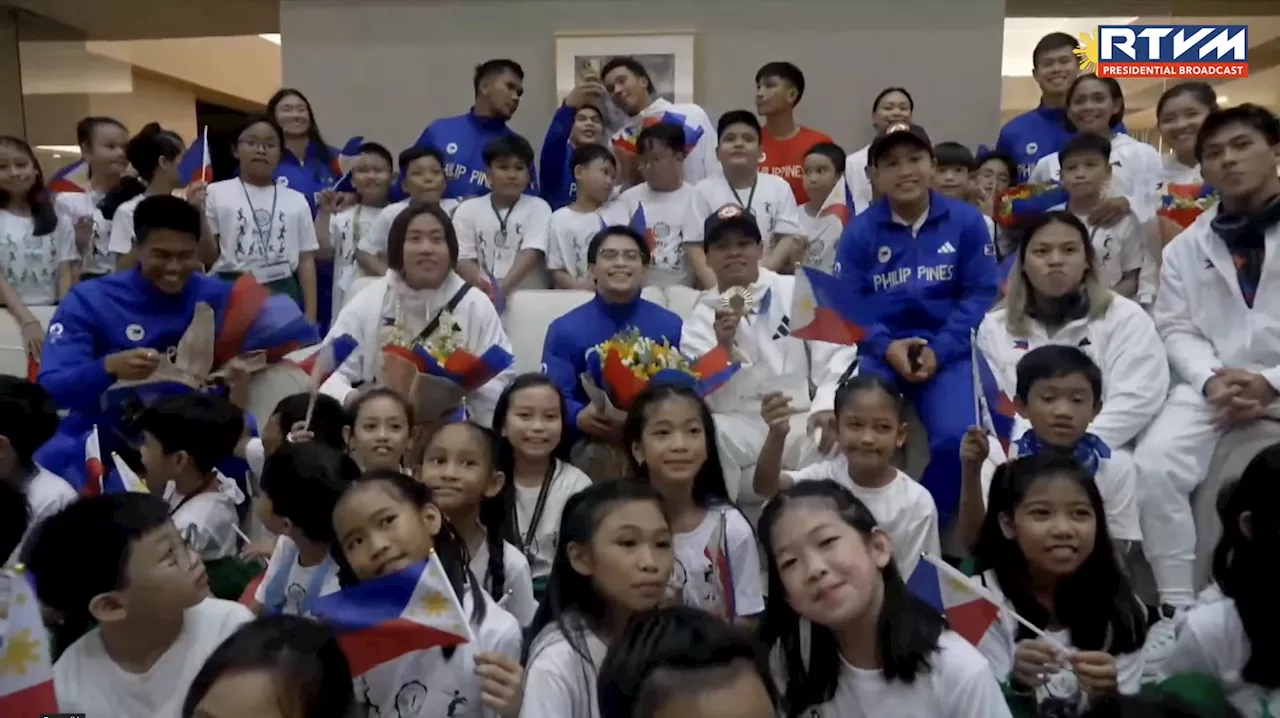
[1034,103,1068,122]
[467,108,509,132]
[592,291,644,321]
[868,190,951,226]
[1014,431,1112,478]
[280,140,331,168]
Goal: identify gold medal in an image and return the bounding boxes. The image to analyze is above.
[719,286,755,315]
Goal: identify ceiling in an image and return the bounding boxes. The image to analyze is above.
[2,0,279,39]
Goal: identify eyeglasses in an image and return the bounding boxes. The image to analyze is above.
[597,249,643,262]
[239,139,279,151]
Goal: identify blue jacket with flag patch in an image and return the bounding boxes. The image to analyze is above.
[835,192,998,367]
[274,141,340,215]
[415,109,526,200]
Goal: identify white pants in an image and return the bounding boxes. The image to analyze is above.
[1133,383,1222,607]
[712,411,823,504]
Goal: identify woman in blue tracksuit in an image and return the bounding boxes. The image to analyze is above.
[835,123,998,524]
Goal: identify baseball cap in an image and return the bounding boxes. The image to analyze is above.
[868,122,934,166]
[703,204,762,248]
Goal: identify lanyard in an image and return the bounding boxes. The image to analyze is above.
[491,197,515,247]
[170,475,218,516]
[239,179,279,259]
[729,179,757,215]
[518,462,560,560]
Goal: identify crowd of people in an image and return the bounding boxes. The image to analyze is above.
[0,26,1278,718]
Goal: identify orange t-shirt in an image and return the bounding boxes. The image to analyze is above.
[759,125,834,204]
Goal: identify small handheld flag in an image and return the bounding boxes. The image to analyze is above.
[331,136,365,179]
[111,452,150,493]
[83,426,105,497]
[906,553,1000,645]
[629,202,656,251]
[704,509,736,621]
[790,266,876,345]
[177,126,214,187]
[970,329,1016,455]
[290,334,360,387]
[48,160,90,194]
[0,569,59,716]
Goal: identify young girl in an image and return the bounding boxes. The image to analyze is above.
[206,115,319,319]
[521,480,675,718]
[54,116,128,280]
[597,605,781,718]
[329,470,524,718]
[102,122,202,270]
[419,420,537,626]
[972,453,1147,716]
[493,374,591,595]
[625,385,764,622]
[182,614,354,718]
[1164,445,1280,718]
[760,480,1011,717]
[346,387,415,473]
[756,376,940,577]
[0,136,78,366]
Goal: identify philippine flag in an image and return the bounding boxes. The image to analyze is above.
[0,569,58,716]
[691,345,740,397]
[83,426,105,497]
[629,202,656,251]
[288,334,360,387]
[309,557,472,676]
[790,266,875,345]
[177,127,214,187]
[906,553,1000,646]
[48,160,91,195]
[971,329,1016,455]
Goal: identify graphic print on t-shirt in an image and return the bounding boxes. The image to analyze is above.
[232,207,290,264]
[2,224,59,300]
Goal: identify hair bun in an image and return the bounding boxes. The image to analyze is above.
[139,122,163,136]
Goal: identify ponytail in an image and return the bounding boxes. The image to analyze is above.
[100,122,184,220]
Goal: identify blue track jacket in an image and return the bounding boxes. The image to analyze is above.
[415,109,525,200]
[540,104,579,210]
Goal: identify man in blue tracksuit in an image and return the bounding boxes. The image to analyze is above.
[414,58,530,199]
[836,123,998,523]
[539,82,607,210]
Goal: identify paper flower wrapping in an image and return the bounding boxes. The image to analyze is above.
[585,328,737,410]
[1158,183,1218,229]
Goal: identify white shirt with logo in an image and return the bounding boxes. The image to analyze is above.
[546,202,627,280]
[358,197,460,259]
[0,209,77,305]
[687,172,804,249]
[616,182,700,287]
[1049,202,1145,291]
[205,179,319,278]
[54,190,113,275]
[327,204,379,313]
[453,194,552,289]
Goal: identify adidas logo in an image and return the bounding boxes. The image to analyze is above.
[938,242,956,254]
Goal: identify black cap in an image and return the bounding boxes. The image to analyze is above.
[868,122,933,167]
[703,204,762,247]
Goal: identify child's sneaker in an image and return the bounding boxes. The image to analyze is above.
[1141,603,1190,679]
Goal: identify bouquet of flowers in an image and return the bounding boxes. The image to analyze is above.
[583,328,738,411]
[994,183,1069,228]
[1158,183,1218,229]
[611,111,705,156]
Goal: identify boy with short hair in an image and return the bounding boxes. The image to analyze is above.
[27,493,253,716]
[317,141,393,314]
[754,61,834,204]
[933,141,997,241]
[548,144,625,289]
[1050,133,1145,298]
[617,123,707,288]
[795,141,848,271]
[0,376,73,564]
[455,133,553,294]
[356,145,458,276]
[690,110,805,274]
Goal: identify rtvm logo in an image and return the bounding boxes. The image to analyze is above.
[1075,25,1249,79]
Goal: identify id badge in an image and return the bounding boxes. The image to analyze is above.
[251,261,292,284]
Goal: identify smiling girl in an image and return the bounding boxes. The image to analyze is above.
[54,116,128,280]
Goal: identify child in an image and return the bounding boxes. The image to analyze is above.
[1164,445,1280,718]
[356,145,458,277]
[755,376,940,576]
[54,116,128,279]
[418,421,537,626]
[690,110,804,274]
[256,392,349,468]
[103,123,200,271]
[755,61,834,204]
[345,387,415,473]
[26,493,254,716]
[454,134,552,294]
[315,141,392,315]
[548,144,625,289]
[181,614,354,718]
[934,141,997,242]
[521,480,675,718]
[760,480,1011,717]
[329,470,523,718]
[971,453,1147,714]
[1050,133,1145,298]
[616,123,704,288]
[250,442,357,616]
[795,141,847,271]
[0,376,72,564]
[0,478,28,564]
[206,115,319,319]
[624,385,764,623]
[0,136,78,340]
[492,374,591,595]
[597,605,781,718]
[136,393,247,562]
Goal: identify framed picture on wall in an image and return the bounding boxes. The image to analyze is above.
[554,32,695,135]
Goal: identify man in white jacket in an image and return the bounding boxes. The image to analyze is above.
[1133,104,1280,674]
[680,204,856,503]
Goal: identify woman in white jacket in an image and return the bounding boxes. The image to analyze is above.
[319,202,514,427]
[978,210,1169,452]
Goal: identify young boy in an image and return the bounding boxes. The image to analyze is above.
[454,134,552,294]
[754,62,834,204]
[690,110,804,274]
[617,123,707,288]
[317,141,392,314]
[135,393,246,561]
[1050,132,1145,298]
[356,145,458,277]
[249,442,353,616]
[933,141,998,242]
[795,141,848,271]
[27,493,253,715]
[547,144,625,289]
[0,376,73,564]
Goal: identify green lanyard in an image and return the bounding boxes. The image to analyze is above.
[491,197,514,247]
[730,178,757,215]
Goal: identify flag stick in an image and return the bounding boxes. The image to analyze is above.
[301,387,320,432]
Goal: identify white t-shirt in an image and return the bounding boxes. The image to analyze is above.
[546,203,627,280]
[671,506,765,619]
[1166,598,1280,717]
[0,210,78,305]
[54,190,113,276]
[8,465,76,565]
[105,194,145,257]
[357,197,460,259]
[205,178,318,277]
[797,204,843,272]
[328,204,379,313]
[786,463,940,577]
[513,461,593,580]
[454,194,552,288]
[1048,202,1145,291]
[521,617,610,718]
[356,587,521,718]
[688,172,804,249]
[810,630,1013,717]
[251,534,341,616]
[163,473,243,560]
[616,182,700,287]
[468,537,537,627]
[54,598,254,718]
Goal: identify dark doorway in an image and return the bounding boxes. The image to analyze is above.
[195,100,250,181]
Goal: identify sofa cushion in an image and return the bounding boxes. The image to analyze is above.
[663,285,704,321]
